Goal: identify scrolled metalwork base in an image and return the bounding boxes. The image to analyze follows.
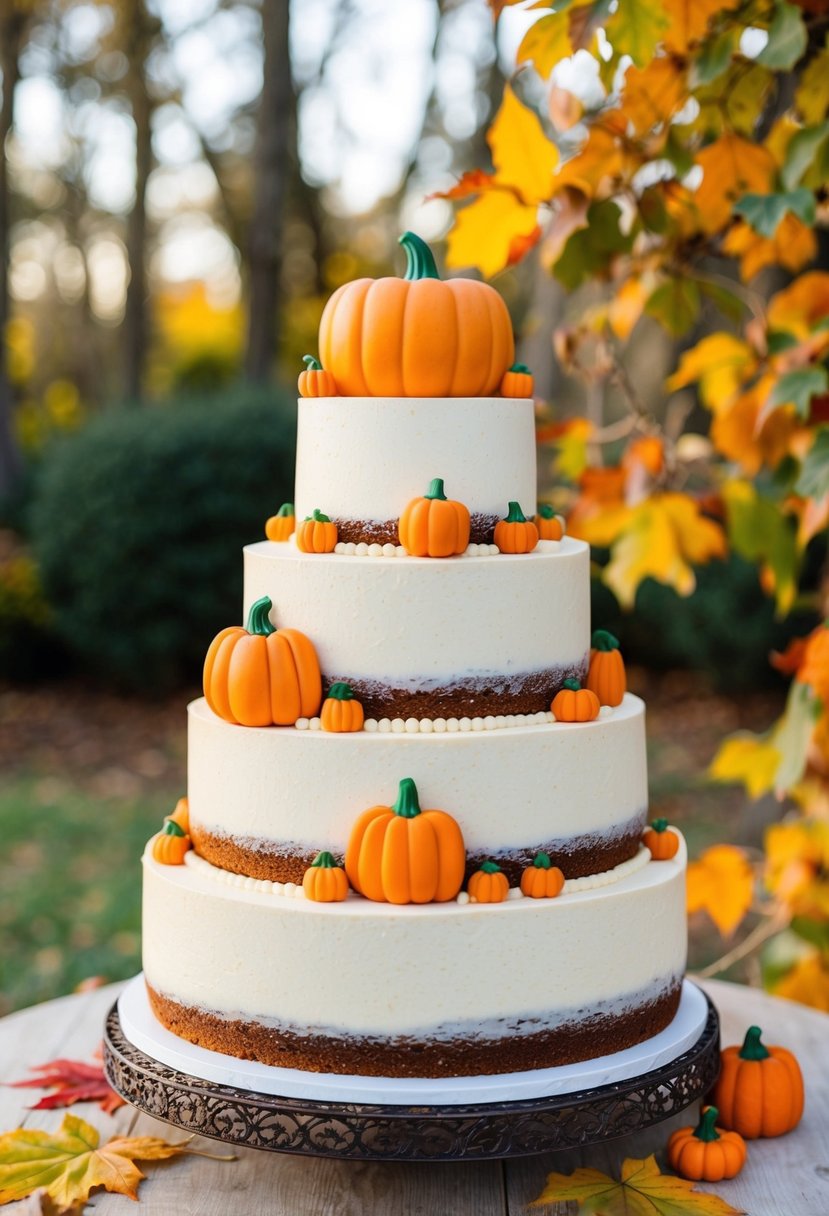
[102,994,720,1161]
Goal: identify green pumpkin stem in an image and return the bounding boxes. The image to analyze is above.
[392,777,422,819]
[276,502,294,517]
[311,851,337,868]
[509,363,531,374]
[425,477,448,501]
[164,819,186,837]
[327,682,354,701]
[306,509,331,522]
[480,860,502,874]
[246,595,276,637]
[739,1025,771,1061]
[399,231,440,281]
[562,678,582,692]
[538,503,556,519]
[533,851,552,869]
[504,501,528,523]
[694,1106,721,1142]
[302,355,322,371]
[650,817,669,833]
[592,629,620,652]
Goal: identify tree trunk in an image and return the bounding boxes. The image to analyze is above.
[245,0,293,384]
[0,9,25,500]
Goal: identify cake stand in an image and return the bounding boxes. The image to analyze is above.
[103,978,720,1162]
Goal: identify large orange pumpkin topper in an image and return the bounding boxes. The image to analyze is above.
[667,1107,746,1182]
[710,1024,804,1138]
[318,232,515,397]
[203,595,322,727]
[345,777,466,905]
[399,478,470,557]
[586,629,627,706]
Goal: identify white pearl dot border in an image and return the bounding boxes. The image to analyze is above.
[294,706,617,733]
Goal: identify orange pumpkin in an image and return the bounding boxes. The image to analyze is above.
[643,818,680,860]
[586,629,627,706]
[500,363,534,398]
[711,1025,804,1138]
[203,595,322,727]
[551,679,600,722]
[165,796,190,835]
[265,503,295,542]
[399,478,470,557]
[296,509,338,553]
[468,861,509,903]
[494,502,539,554]
[318,231,514,397]
[345,777,466,905]
[520,852,565,899]
[298,355,338,398]
[302,851,349,902]
[320,682,365,732]
[151,820,191,865]
[534,503,564,541]
[667,1107,746,1182]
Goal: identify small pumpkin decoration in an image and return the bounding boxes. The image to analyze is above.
[345,777,466,905]
[399,478,470,558]
[667,1107,746,1182]
[520,852,565,899]
[165,796,190,835]
[321,682,365,732]
[494,502,539,554]
[643,818,680,860]
[551,678,600,723]
[203,595,322,727]
[710,1024,804,1138]
[296,509,338,554]
[302,851,349,902]
[467,860,510,904]
[151,819,191,866]
[265,502,295,542]
[318,231,514,397]
[298,355,338,398]
[534,503,564,541]
[500,363,534,398]
[586,629,626,706]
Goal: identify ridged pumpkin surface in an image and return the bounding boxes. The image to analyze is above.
[711,1025,804,1138]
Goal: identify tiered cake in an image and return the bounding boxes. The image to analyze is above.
[141,234,687,1080]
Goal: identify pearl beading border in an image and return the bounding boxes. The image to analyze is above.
[332,542,502,558]
[295,705,615,733]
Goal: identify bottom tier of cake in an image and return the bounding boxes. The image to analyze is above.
[142,836,687,1079]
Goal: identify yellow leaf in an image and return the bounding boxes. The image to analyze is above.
[516,11,572,80]
[796,45,829,124]
[531,1152,745,1213]
[604,0,669,67]
[709,734,781,799]
[767,270,829,338]
[723,213,817,282]
[488,84,558,204]
[621,57,688,135]
[663,0,740,54]
[687,845,754,936]
[608,276,648,339]
[773,953,829,1013]
[445,190,540,278]
[550,416,593,481]
[693,134,776,234]
[666,333,755,412]
[709,374,798,476]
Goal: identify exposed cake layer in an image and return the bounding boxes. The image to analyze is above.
[243,539,590,717]
[294,396,536,536]
[142,835,687,1077]
[187,694,649,882]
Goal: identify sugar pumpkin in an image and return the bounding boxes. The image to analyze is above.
[296,509,338,553]
[320,682,365,732]
[500,363,534,398]
[643,818,680,860]
[468,860,509,903]
[165,796,190,835]
[667,1107,746,1182]
[318,232,514,397]
[494,501,539,554]
[551,679,600,722]
[265,502,295,542]
[520,852,565,899]
[535,503,564,541]
[710,1025,804,1138]
[302,851,349,902]
[586,629,626,706]
[151,819,191,866]
[399,478,470,557]
[298,355,337,398]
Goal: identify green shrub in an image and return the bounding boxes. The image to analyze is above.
[0,551,67,681]
[30,387,296,692]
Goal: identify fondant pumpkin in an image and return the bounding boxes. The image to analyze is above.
[298,355,337,398]
[203,595,322,727]
[320,682,365,732]
[318,231,514,397]
[586,629,626,706]
[667,1107,746,1182]
[302,851,349,902]
[468,861,509,903]
[520,852,565,899]
[398,478,470,558]
[710,1025,804,1138]
[643,818,680,860]
[265,502,295,542]
[296,509,338,554]
[152,819,191,865]
[500,363,534,398]
[165,796,190,835]
[345,777,466,905]
[535,503,564,541]
[551,679,600,722]
[494,502,539,554]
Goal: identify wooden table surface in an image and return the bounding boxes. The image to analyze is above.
[1,978,826,1215]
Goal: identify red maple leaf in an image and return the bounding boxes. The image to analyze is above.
[9,1052,125,1114]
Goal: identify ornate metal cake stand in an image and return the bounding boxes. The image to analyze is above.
[103,993,719,1162]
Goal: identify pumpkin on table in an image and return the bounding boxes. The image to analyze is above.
[500,363,534,398]
[494,501,539,554]
[298,355,337,398]
[667,1107,746,1182]
[643,818,680,860]
[520,852,565,899]
[399,478,470,558]
[468,861,509,903]
[296,509,338,553]
[586,629,626,706]
[318,231,514,397]
[551,679,600,722]
[203,595,322,727]
[302,852,349,902]
[151,819,191,866]
[345,777,466,905]
[265,503,295,542]
[534,503,564,541]
[710,1024,804,1138]
[321,682,365,733]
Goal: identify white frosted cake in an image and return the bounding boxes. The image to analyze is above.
[141,233,687,1079]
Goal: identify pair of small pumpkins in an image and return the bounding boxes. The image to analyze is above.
[549,631,628,723]
[469,854,565,903]
[398,481,542,558]
[264,504,338,553]
[151,797,191,866]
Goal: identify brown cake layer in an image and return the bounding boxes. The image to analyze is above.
[333,512,500,546]
[190,813,645,886]
[146,981,681,1078]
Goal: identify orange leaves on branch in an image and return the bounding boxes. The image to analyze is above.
[687,845,754,936]
[773,953,829,1013]
[621,57,688,135]
[694,135,776,234]
[765,819,829,920]
[663,0,740,55]
[723,214,817,281]
[531,1153,745,1214]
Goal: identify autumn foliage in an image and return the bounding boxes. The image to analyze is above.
[443,0,829,1008]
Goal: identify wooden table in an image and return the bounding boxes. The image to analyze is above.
[1,978,826,1215]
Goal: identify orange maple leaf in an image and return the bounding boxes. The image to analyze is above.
[694,135,776,234]
[687,845,754,936]
[531,1152,745,1213]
